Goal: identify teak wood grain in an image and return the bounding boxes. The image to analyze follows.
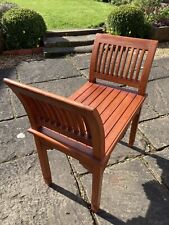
[4,33,158,213]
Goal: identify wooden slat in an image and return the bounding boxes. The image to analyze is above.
[135,49,145,80]
[119,47,129,77]
[124,47,134,79]
[69,81,93,100]
[36,100,49,121]
[82,85,106,105]
[101,44,109,75]
[50,105,61,126]
[94,72,140,88]
[105,45,114,75]
[104,93,136,136]
[71,113,81,134]
[77,115,86,136]
[97,43,105,73]
[45,103,57,124]
[100,91,128,123]
[105,95,144,152]
[97,88,121,114]
[89,87,113,108]
[129,48,139,80]
[75,84,98,103]
[110,45,119,76]
[115,46,124,76]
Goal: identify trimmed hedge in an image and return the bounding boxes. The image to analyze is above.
[106,5,146,37]
[1,8,47,50]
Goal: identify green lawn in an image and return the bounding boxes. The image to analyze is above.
[7,0,113,29]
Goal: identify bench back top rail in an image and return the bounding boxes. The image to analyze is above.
[4,78,105,160]
[89,33,158,95]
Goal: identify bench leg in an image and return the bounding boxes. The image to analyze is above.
[129,109,141,147]
[34,137,52,186]
[91,168,104,213]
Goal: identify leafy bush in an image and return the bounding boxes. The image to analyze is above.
[132,0,161,15]
[1,8,47,50]
[152,6,169,26]
[0,1,18,19]
[111,0,132,5]
[106,5,146,37]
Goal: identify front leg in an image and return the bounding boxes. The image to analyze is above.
[34,136,52,186]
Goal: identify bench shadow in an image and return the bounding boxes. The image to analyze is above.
[50,182,126,225]
[0,67,16,88]
[50,141,169,225]
[121,140,169,225]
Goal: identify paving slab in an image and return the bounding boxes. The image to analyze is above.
[10,77,87,118]
[139,116,169,149]
[0,67,17,89]
[146,77,169,115]
[143,148,169,188]
[69,130,147,175]
[17,58,80,84]
[149,66,169,81]
[153,56,169,71]
[0,88,14,121]
[80,68,89,78]
[71,53,91,70]
[0,117,35,163]
[140,98,158,121]
[0,151,93,225]
[33,76,87,97]
[80,158,169,225]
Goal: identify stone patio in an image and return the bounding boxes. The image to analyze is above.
[0,43,169,224]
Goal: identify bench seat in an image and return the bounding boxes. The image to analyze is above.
[69,81,145,155]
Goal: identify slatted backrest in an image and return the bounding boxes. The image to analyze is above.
[4,79,105,160]
[89,34,158,95]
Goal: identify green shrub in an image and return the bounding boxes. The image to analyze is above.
[132,0,161,15]
[150,6,169,26]
[157,6,169,20]
[0,1,18,19]
[111,0,132,5]
[106,5,146,37]
[1,8,47,50]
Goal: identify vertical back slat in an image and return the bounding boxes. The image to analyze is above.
[105,45,114,75]
[115,46,124,76]
[97,43,104,73]
[101,44,109,75]
[124,47,134,79]
[135,49,145,80]
[77,116,87,136]
[119,47,129,78]
[110,45,119,76]
[129,48,140,80]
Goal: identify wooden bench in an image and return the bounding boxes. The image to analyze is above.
[4,33,158,213]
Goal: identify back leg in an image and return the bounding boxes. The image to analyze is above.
[129,109,141,147]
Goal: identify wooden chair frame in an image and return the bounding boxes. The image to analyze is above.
[4,34,158,213]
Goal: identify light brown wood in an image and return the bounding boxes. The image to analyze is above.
[4,33,158,213]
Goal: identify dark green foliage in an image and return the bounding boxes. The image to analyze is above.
[106,5,146,38]
[1,8,47,50]
[96,0,111,2]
